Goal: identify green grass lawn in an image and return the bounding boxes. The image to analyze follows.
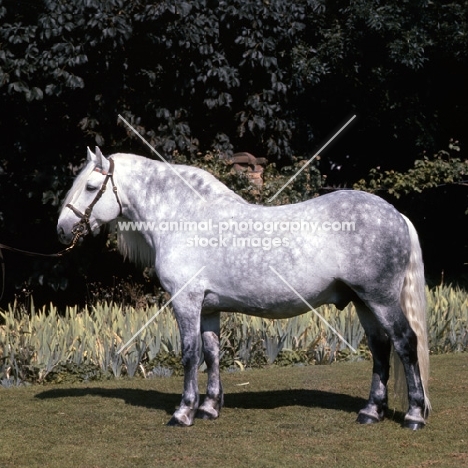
[0,353,467,468]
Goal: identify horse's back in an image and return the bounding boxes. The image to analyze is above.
[178,190,411,316]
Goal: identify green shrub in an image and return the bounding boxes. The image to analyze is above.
[0,285,466,386]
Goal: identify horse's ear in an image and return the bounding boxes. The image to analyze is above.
[87,146,109,171]
[95,146,110,172]
[95,146,104,160]
[87,147,97,163]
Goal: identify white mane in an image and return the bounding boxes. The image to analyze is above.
[113,221,155,269]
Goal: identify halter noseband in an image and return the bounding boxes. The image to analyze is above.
[66,158,123,243]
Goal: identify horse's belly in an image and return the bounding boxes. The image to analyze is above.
[209,304,310,319]
[201,280,347,319]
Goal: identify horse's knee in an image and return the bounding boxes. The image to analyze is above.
[181,351,198,368]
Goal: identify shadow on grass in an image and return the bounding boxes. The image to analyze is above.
[35,386,368,417]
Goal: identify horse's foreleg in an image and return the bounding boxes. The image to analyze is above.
[167,298,201,427]
[355,301,391,424]
[197,313,223,420]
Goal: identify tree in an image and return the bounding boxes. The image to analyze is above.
[354,141,468,200]
[0,0,467,304]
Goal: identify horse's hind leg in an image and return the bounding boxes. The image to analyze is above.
[354,300,392,424]
[362,300,427,429]
[197,313,224,420]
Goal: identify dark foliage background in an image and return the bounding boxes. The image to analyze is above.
[0,0,466,306]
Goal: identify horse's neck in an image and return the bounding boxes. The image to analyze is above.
[115,154,245,223]
[113,154,248,267]
[117,158,165,221]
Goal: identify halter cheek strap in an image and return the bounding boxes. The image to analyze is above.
[66,158,123,241]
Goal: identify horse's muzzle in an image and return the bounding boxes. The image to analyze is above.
[57,225,75,245]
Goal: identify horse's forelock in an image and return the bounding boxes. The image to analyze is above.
[60,160,96,211]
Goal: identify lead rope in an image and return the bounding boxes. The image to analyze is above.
[0,229,83,301]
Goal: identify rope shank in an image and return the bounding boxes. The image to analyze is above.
[0,232,82,300]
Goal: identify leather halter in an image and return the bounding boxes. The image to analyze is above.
[66,158,123,240]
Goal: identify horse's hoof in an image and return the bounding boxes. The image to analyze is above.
[196,397,221,420]
[356,412,381,425]
[167,415,193,427]
[403,420,425,430]
[196,408,219,420]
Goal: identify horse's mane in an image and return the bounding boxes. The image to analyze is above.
[112,220,155,269]
[118,153,246,202]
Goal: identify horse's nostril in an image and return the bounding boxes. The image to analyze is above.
[57,226,68,243]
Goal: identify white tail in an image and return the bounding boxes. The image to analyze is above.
[394,215,431,416]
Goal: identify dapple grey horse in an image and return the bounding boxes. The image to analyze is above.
[57,148,431,429]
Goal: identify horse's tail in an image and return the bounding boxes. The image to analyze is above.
[394,215,431,416]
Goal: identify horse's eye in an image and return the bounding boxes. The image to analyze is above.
[86,184,98,192]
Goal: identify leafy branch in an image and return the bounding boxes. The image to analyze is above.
[353,141,468,199]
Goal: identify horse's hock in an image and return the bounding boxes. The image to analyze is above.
[230,152,267,187]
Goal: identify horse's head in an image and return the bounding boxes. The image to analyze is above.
[57,147,123,245]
